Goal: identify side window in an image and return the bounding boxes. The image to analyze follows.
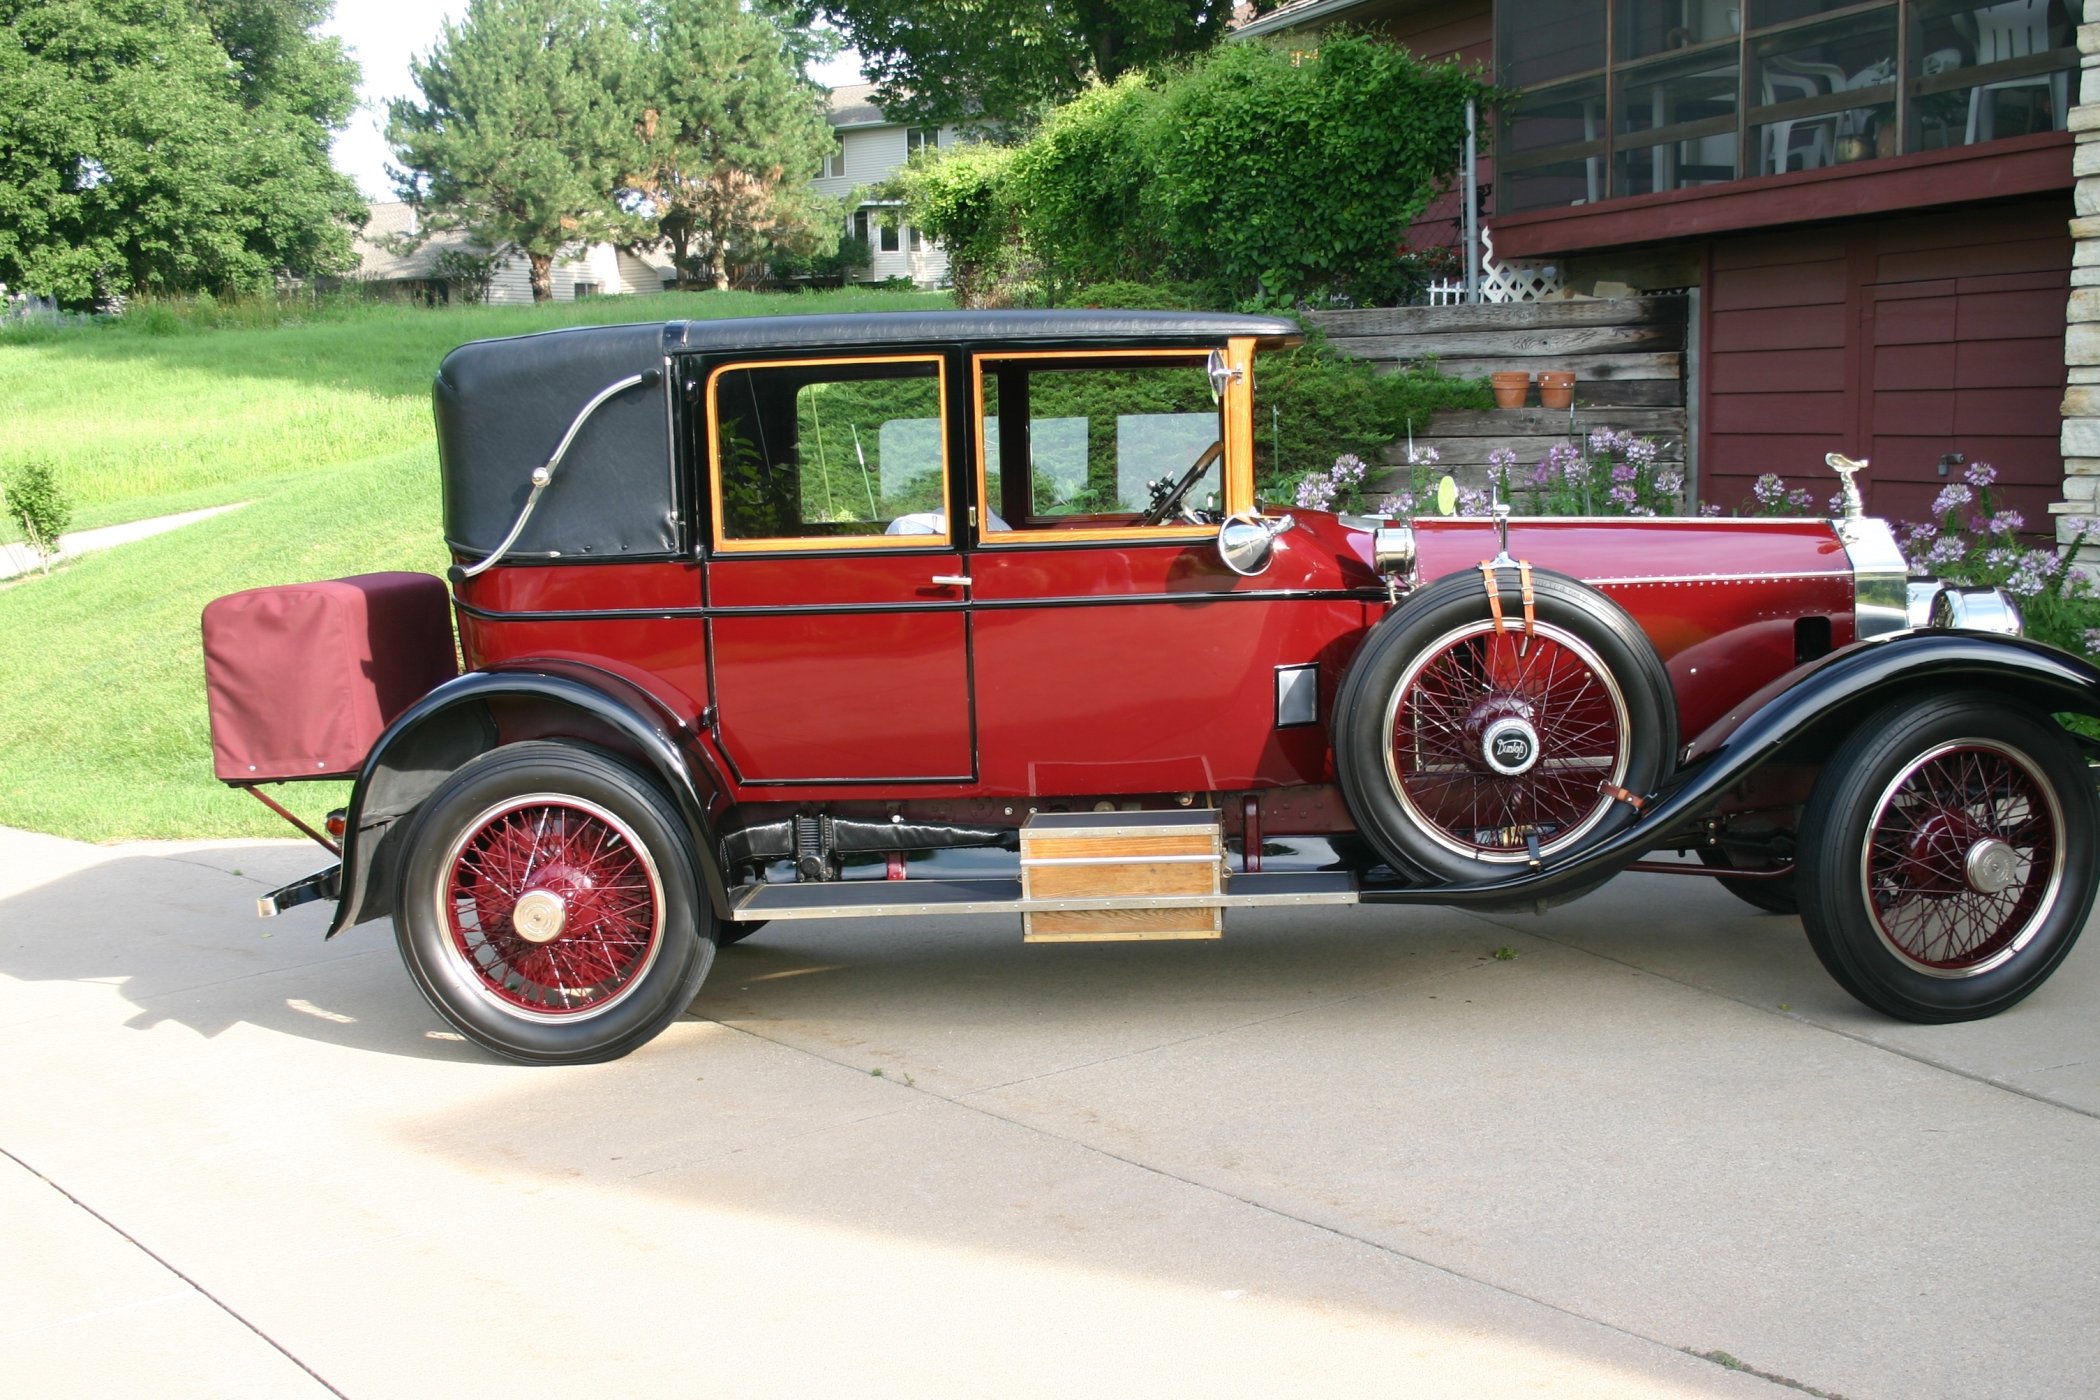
[977,356,1223,533]
[709,357,948,550]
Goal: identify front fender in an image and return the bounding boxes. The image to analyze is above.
[1361,630,2100,908]
[325,663,731,938]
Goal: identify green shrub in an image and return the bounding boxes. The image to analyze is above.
[1067,280,1214,310]
[888,33,1491,310]
[3,458,74,574]
[1252,340,1491,497]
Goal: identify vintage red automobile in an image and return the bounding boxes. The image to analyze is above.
[201,310,2100,1063]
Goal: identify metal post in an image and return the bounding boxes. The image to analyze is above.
[1463,99,1480,304]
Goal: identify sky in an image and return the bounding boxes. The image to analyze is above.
[318,1,866,203]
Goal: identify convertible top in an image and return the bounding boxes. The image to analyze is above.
[432,311,1301,563]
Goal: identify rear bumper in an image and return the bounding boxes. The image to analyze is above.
[257,865,341,919]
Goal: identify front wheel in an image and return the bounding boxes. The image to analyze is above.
[394,741,715,1063]
[1796,695,2097,1022]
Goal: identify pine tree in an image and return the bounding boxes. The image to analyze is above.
[637,0,840,291]
[388,0,650,303]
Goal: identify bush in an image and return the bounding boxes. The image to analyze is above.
[889,33,1491,310]
[3,458,74,574]
[1894,463,2100,660]
[1253,340,1492,498]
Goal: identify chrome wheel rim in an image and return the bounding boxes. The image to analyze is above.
[1382,619,1633,863]
[1859,740,2065,979]
[436,794,666,1021]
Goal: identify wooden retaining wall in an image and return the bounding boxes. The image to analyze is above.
[1301,298,1692,492]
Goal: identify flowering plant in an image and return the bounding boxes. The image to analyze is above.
[1292,451,1376,514]
[1516,428,1682,517]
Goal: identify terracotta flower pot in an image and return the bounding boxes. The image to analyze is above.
[1537,370,1576,410]
[1491,371,1530,409]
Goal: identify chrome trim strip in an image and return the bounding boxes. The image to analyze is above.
[1835,516,1910,640]
[1020,854,1221,867]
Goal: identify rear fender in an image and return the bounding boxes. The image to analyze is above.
[325,663,730,937]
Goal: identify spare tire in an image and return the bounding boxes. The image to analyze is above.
[1333,566,1676,884]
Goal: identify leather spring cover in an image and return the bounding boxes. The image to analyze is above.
[202,572,458,782]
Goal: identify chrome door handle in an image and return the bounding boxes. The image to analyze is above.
[930,574,971,587]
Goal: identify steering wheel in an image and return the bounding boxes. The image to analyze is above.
[1139,437,1225,527]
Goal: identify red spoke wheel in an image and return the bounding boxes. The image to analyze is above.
[1334,567,1675,887]
[395,742,715,1063]
[1798,695,2096,1022]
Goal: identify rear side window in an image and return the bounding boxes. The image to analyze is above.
[708,356,948,550]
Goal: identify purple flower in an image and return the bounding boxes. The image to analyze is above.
[1455,486,1490,516]
[1926,536,1967,567]
[1607,484,1638,510]
[2062,515,2099,538]
[1964,461,1997,489]
[1531,461,1553,487]
[1985,509,2024,536]
[1406,445,1441,469]
[1294,475,1335,510]
[1753,474,1786,506]
[1785,487,1815,511]
[1587,428,1619,455]
[1486,446,1518,473]
[1827,494,1845,516]
[1932,483,1974,516]
[1375,493,1412,517]
[1611,461,1637,484]
[1698,502,1724,517]
[1902,521,1940,546]
[1654,468,1684,496]
[1625,437,1659,468]
[2085,628,2100,655]
[1332,453,1367,485]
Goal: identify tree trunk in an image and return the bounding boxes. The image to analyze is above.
[710,242,729,292]
[528,252,554,303]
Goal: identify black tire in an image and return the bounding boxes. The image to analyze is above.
[1698,846,1800,915]
[1333,567,1677,884]
[1796,694,2098,1023]
[394,741,715,1064]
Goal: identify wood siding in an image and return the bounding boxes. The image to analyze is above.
[1702,197,2071,526]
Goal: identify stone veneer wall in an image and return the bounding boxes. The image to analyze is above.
[2062,21,2100,550]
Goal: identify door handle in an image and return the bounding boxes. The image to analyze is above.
[930,574,971,588]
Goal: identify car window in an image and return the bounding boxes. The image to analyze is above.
[709,356,948,550]
[976,356,1222,535]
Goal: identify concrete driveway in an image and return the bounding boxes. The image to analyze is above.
[4,823,2097,1399]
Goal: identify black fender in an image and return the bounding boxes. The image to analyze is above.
[324,661,732,938]
[1359,629,2100,908]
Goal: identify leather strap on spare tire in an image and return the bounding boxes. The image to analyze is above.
[1331,566,1677,886]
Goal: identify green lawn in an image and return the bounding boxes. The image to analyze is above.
[0,288,948,841]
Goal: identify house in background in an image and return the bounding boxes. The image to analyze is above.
[814,83,960,287]
[1248,0,2083,543]
[349,202,678,305]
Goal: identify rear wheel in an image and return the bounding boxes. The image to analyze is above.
[394,741,714,1063]
[1797,695,2096,1022]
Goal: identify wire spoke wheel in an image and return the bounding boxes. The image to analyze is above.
[1797,695,2096,1023]
[1383,619,1632,862]
[442,795,665,1019]
[1861,741,2062,978]
[1334,567,1674,888]
[395,742,713,1063]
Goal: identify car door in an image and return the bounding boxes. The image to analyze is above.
[963,341,1342,797]
[701,351,975,784]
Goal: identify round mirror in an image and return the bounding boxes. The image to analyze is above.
[1217,516,1276,576]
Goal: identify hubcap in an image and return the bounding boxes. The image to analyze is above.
[511,889,568,943]
[1964,837,2020,896]
[1481,716,1540,776]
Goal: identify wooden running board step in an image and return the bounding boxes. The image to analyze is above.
[1020,809,1224,941]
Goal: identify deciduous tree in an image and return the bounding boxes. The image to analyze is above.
[0,0,363,304]
[636,0,840,290]
[388,0,651,302]
[804,0,1230,127]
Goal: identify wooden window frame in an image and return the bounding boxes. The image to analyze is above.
[706,354,953,554]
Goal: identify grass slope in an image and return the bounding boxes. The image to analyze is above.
[0,289,948,840]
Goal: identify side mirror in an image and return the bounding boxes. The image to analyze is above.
[1217,511,1296,577]
[1206,348,1243,404]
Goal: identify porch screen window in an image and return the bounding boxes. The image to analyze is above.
[1497,0,2079,213]
[710,359,945,546]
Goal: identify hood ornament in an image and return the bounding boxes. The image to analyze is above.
[1825,453,1867,520]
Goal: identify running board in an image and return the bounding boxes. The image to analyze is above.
[728,871,1359,922]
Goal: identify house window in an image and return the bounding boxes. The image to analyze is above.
[1496,0,2078,214]
[824,148,846,179]
[906,126,940,154]
[573,281,600,299]
[880,219,900,253]
[852,208,871,245]
[908,226,923,252]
